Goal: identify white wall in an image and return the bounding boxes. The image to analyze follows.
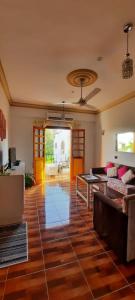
[10,107,96,173]
[0,83,10,166]
[96,97,135,167]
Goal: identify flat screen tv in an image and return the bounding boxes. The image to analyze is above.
[9,147,16,167]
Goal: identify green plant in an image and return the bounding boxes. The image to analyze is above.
[0,170,10,176]
[25,173,35,188]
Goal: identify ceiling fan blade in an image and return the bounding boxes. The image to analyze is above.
[84,88,101,103]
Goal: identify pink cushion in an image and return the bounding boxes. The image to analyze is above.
[104,162,114,174]
[118,166,128,180]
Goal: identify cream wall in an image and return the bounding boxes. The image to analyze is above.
[0,83,10,166]
[10,107,96,173]
[96,97,135,167]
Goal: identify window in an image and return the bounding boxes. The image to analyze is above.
[116,132,135,153]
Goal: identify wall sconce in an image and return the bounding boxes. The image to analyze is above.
[101,130,105,135]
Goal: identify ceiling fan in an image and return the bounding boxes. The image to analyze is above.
[47,101,73,122]
[58,78,101,110]
[72,78,101,109]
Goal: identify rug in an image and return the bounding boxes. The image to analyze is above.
[0,223,28,268]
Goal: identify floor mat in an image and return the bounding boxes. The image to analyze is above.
[0,223,28,268]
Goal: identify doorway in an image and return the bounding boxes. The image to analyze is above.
[45,128,71,181]
[33,126,85,184]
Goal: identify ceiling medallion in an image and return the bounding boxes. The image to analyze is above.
[67,69,98,87]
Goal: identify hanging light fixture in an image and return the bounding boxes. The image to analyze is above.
[122,23,133,79]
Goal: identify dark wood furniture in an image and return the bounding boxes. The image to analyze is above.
[93,192,135,263]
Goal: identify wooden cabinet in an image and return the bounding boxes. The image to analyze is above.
[33,127,45,184]
[71,129,85,179]
[0,163,25,226]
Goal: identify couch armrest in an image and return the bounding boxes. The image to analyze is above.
[126,186,135,195]
[123,194,135,261]
[94,192,122,211]
[93,192,128,262]
[92,167,105,174]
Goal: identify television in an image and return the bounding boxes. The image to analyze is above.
[9,147,16,168]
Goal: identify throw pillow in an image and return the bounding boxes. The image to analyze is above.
[121,169,135,184]
[104,162,114,174]
[107,166,117,177]
[118,166,128,179]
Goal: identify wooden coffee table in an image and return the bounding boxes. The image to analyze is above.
[76,174,108,208]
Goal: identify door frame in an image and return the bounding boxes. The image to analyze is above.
[33,125,85,182]
[33,126,45,184]
[45,125,71,179]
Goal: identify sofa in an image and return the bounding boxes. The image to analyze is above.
[93,191,135,262]
[92,164,135,196]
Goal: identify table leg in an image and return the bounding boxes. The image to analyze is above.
[103,182,107,195]
[76,176,79,196]
[87,183,89,207]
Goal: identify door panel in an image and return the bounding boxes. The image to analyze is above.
[71,129,85,179]
[33,127,45,184]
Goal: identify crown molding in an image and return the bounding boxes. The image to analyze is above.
[11,100,99,114]
[99,91,135,113]
[1,58,135,114]
[0,60,12,104]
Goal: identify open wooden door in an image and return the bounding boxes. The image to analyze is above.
[33,126,45,184]
[70,129,85,180]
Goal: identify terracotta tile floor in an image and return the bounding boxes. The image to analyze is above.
[1,181,135,299]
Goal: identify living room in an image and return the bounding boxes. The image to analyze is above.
[1,1,135,299]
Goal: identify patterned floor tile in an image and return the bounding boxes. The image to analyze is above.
[7,245,44,279]
[94,232,111,251]
[0,268,8,282]
[99,286,135,299]
[108,251,135,284]
[70,232,105,259]
[79,252,127,298]
[59,211,83,222]
[1,181,135,299]
[43,238,77,269]
[46,261,93,300]
[0,282,5,300]
[28,228,41,239]
[39,214,61,224]
[131,282,135,291]
[40,222,67,242]
[4,271,48,300]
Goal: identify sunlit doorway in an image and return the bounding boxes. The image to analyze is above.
[45,128,71,182]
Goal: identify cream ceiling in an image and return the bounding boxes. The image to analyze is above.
[0,0,135,112]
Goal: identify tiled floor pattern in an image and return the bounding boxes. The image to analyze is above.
[0,181,135,299]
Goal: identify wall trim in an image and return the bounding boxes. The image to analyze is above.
[1,59,135,114]
[99,91,135,113]
[11,100,99,115]
[0,60,12,104]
